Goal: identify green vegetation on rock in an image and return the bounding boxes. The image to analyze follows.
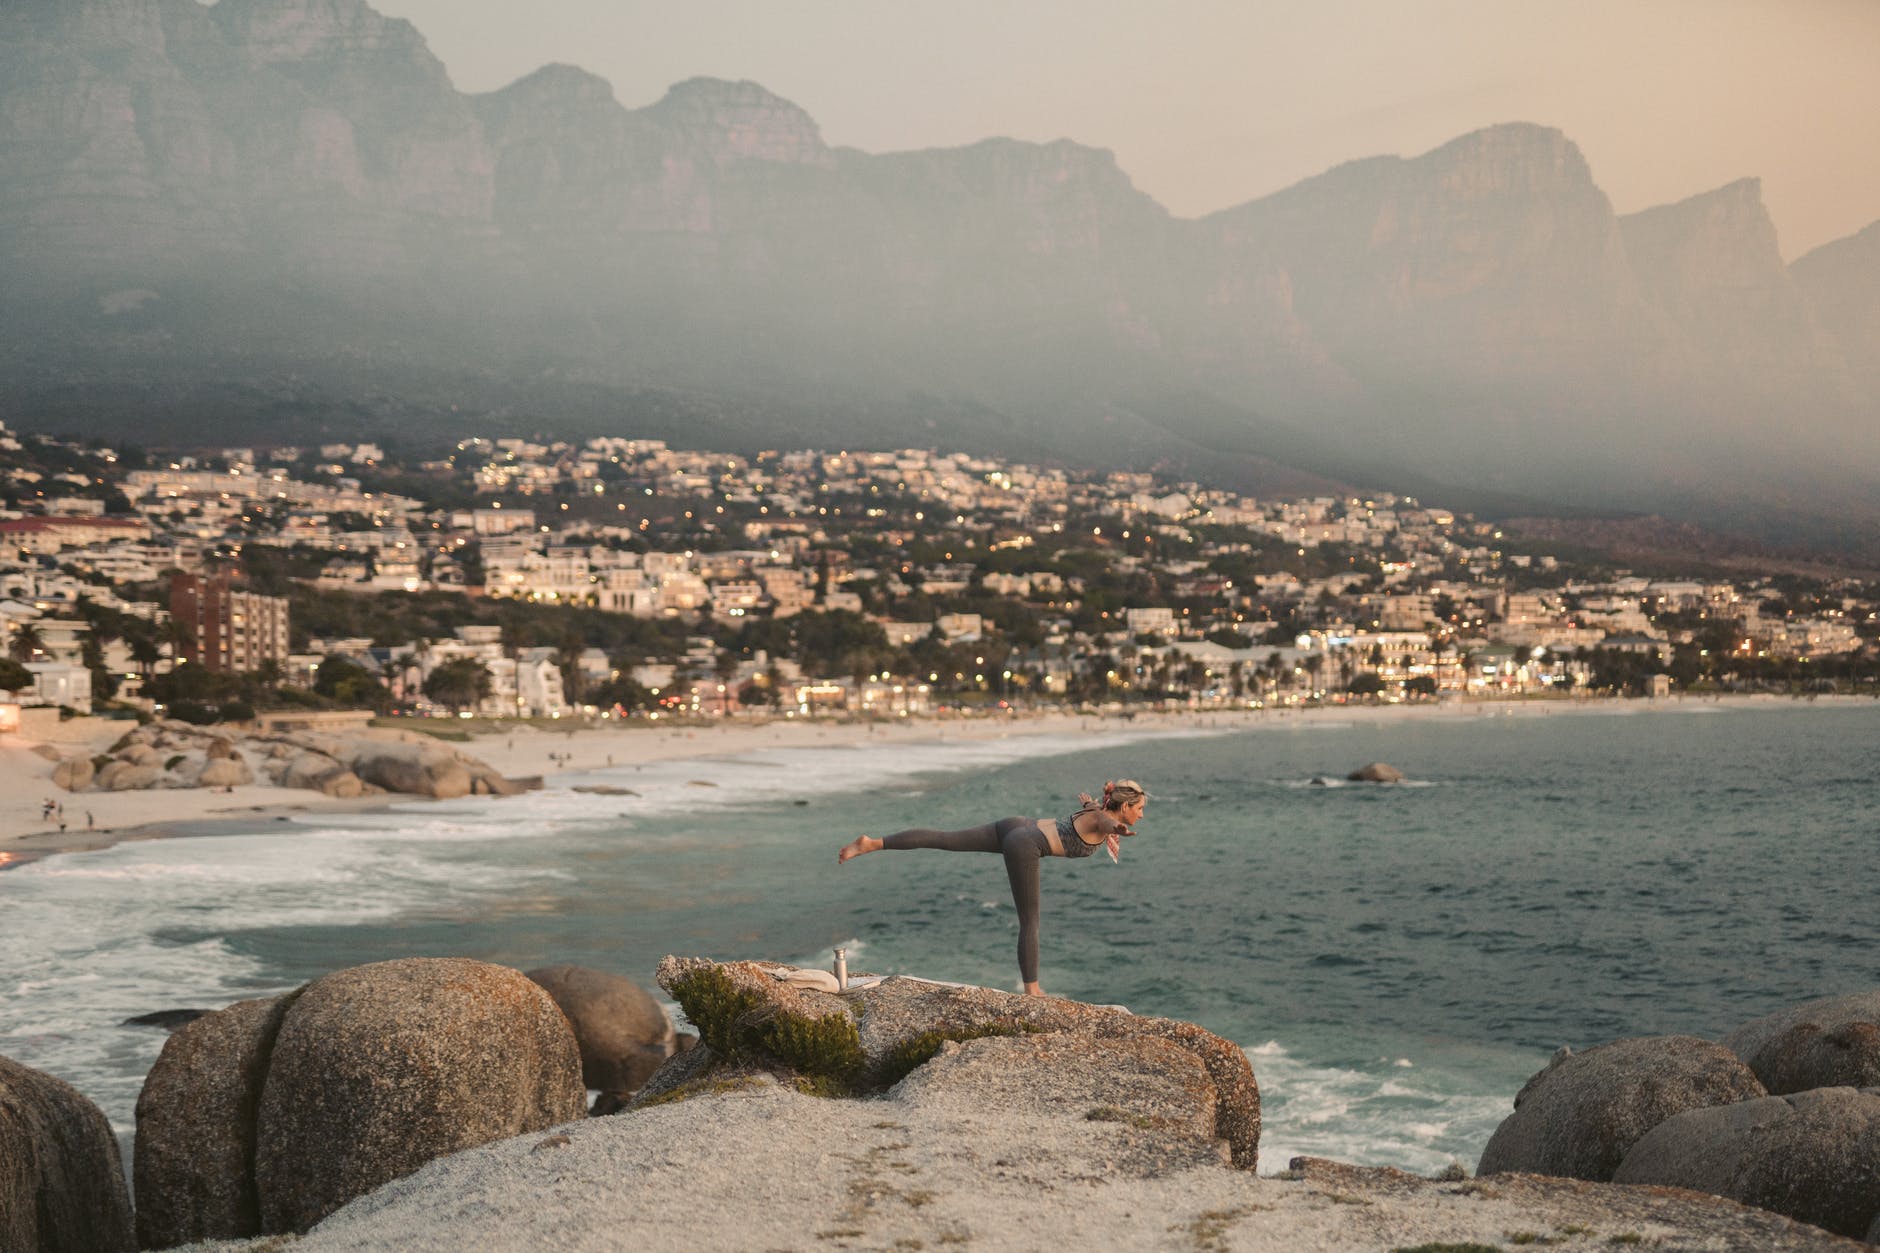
[667,966,864,1091]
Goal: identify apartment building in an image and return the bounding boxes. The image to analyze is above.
[169,573,290,674]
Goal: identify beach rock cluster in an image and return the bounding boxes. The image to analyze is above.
[1480,988,1880,1241]
[643,955,1263,1169]
[45,720,536,802]
[132,957,586,1248]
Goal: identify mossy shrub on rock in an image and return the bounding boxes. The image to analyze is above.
[663,964,769,1060]
[664,963,864,1088]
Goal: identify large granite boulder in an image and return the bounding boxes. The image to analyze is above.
[894,1032,1230,1171]
[121,743,164,767]
[96,760,161,791]
[134,995,295,1249]
[197,756,254,789]
[1347,762,1405,782]
[1723,989,1880,1094]
[281,752,364,797]
[1477,1035,1766,1182]
[524,965,678,1099]
[254,957,586,1233]
[346,742,474,799]
[282,751,341,788]
[1614,1086,1880,1240]
[647,957,1262,1169]
[50,756,94,792]
[0,1053,135,1253]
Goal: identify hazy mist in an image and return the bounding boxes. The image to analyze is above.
[3,0,1879,552]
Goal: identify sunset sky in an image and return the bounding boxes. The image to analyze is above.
[361,0,1880,259]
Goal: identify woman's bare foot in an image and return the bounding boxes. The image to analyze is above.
[837,835,880,864]
[1023,981,1045,997]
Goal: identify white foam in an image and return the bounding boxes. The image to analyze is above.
[1245,1040,1514,1176]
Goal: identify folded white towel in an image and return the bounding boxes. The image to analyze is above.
[764,967,842,993]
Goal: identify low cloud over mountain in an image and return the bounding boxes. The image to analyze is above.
[3,0,1877,547]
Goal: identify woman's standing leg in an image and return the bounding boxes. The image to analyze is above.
[998,819,1048,995]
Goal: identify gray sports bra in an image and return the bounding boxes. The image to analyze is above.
[1055,814,1100,858]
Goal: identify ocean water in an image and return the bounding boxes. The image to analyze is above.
[4,700,1877,1176]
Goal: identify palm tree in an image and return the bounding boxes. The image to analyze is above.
[7,621,45,664]
[128,634,162,681]
[385,652,420,704]
[556,641,588,708]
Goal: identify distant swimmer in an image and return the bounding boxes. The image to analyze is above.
[837,779,1148,997]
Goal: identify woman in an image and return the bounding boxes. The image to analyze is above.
[835,779,1148,997]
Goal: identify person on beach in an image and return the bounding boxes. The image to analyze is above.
[836,779,1148,997]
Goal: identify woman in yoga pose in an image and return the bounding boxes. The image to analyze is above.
[835,779,1148,997]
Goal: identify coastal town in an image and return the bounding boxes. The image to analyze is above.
[1,416,1876,729]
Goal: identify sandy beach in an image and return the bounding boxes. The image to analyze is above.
[0,708,1175,857]
[1,693,1857,866]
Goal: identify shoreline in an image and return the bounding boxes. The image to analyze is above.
[3,692,1870,870]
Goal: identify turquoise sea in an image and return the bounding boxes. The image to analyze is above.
[4,699,1877,1174]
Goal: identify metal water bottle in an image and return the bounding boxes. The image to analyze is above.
[833,947,849,990]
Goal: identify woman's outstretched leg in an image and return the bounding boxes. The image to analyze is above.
[838,821,1001,864]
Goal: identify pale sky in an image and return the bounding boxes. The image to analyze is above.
[363,0,1880,259]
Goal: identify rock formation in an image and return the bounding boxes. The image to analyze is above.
[50,718,533,802]
[0,1053,135,1253]
[1614,1087,1880,1241]
[1479,989,1880,1242]
[253,957,586,1233]
[1477,1035,1765,1182]
[1722,989,1880,1093]
[1347,762,1404,783]
[129,958,585,1243]
[523,964,681,1107]
[645,955,1262,1169]
[49,755,94,792]
[135,994,295,1248]
[174,1056,1855,1251]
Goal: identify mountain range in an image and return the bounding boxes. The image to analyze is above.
[3,0,1878,551]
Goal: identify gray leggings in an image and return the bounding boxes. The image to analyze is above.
[880,817,1051,984]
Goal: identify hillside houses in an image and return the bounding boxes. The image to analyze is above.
[2,425,1876,722]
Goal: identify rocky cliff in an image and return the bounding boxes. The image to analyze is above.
[2,0,1877,544]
